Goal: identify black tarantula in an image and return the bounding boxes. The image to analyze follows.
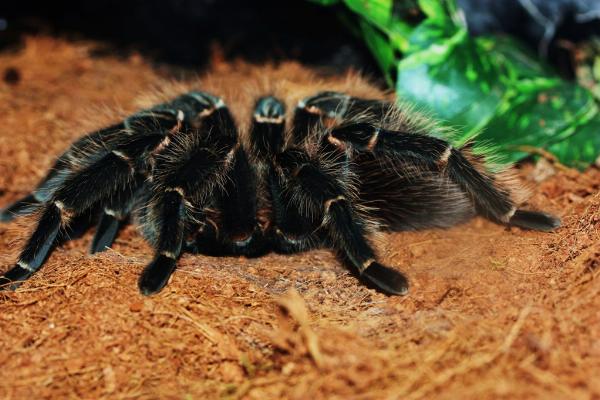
[0,67,560,296]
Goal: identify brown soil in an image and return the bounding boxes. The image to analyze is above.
[0,37,599,400]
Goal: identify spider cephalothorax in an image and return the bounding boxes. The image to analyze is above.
[0,66,560,295]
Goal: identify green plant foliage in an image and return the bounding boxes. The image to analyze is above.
[310,0,600,167]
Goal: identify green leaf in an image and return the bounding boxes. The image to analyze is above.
[396,23,599,166]
[547,116,600,168]
[344,0,392,29]
[342,0,416,53]
[397,29,507,143]
[417,0,448,21]
[480,82,597,162]
[387,21,416,53]
[405,18,458,55]
[479,36,552,79]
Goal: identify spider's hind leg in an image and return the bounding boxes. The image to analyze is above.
[508,209,560,232]
[330,123,560,231]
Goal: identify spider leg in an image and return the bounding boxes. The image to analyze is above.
[0,123,125,222]
[61,208,99,241]
[292,91,393,144]
[1,90,220,223]
[139,100,238,295]
[0,194,38,223]
[0,124,181,289]
[246,96,315,253]
[1,91,237,290]
[138,189,186,295]
[89,178,145,254]
[90,91,230,254]
[329,123,560,231]
[185,213,225,256]
[265,92,352,250]
[90,212,123,254]
[205,96,282,257]
[323,196,408,295]
[138,151,234,295]
[0,146,142,289]
[250,96,286,158]
[181,96,273,258]
[188,146,267,258]
[292,92,349,141]
[187,95,290,257]
[187,94,295,258]
[268,166,316,253]
[276,148,409,295]
[217,146,267,256]
[4,208,100,285]
[507,209,560,231]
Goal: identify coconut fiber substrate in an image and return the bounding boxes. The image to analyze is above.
[0,37,599,400]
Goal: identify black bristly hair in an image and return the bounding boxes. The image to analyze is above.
[0,89,561,295]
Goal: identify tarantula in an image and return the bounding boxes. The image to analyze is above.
[0,67,560,296]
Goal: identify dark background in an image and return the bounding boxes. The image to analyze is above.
[2,0,600,80]
[0,0,380,76]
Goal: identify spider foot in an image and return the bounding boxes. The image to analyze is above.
[138,255,177,296]
[361,262,409,296]
[90,212,122,254]
[0,265,34,291]
[509,210,561,232]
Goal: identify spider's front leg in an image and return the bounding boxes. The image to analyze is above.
[185,96,285,258]
[244,96,316,253]
[88,93,223,253]
[186,146,267,258]
[138,100,238,295]
[214,145,265,256]
[188,96,294,258]
[275,148,409,295]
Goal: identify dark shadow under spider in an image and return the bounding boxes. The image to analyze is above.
[0,90,560,295]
